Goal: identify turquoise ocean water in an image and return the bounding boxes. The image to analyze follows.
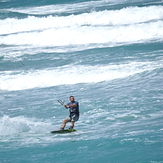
[0,0,163,162]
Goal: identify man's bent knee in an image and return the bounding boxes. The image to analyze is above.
[63,119,68,123]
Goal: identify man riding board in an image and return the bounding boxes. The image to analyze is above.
[60,96,79,130]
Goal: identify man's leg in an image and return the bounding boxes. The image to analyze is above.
[61,119,68,129]
[71,121,75,128]
[70,114,79,129]
[69,121,75,129]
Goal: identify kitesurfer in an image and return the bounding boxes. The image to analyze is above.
[60,96,79,130]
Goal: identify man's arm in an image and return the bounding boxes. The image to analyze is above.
[63,103,77,108]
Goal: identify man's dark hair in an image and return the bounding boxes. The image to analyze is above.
[69,96,74,98]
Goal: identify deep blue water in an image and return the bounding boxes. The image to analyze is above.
[0,0,163,162]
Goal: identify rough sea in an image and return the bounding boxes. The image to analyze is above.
[0,0,163,162]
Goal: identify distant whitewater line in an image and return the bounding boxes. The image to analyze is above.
[1,6,163,35]
[0,0,143,15]
[0,20,163,47]
[0,60,162,91]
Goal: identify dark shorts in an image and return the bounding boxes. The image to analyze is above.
[65,114,79,122]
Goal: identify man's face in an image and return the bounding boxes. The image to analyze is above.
[70,96,74,102]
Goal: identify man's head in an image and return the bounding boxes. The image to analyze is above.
[69,96,75,102]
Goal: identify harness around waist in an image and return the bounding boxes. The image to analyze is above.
[70,112,79,115]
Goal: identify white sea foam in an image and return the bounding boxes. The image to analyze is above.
[1,6,163,35]
[3,0,163,16]
[0,115,54,136]
[0,114,94,144]
[1,5,163,57]
[1,0,132,15]
[0,61,162,91]
[0,20,163,48]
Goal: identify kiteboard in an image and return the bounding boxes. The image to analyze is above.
[51,129,77,134]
